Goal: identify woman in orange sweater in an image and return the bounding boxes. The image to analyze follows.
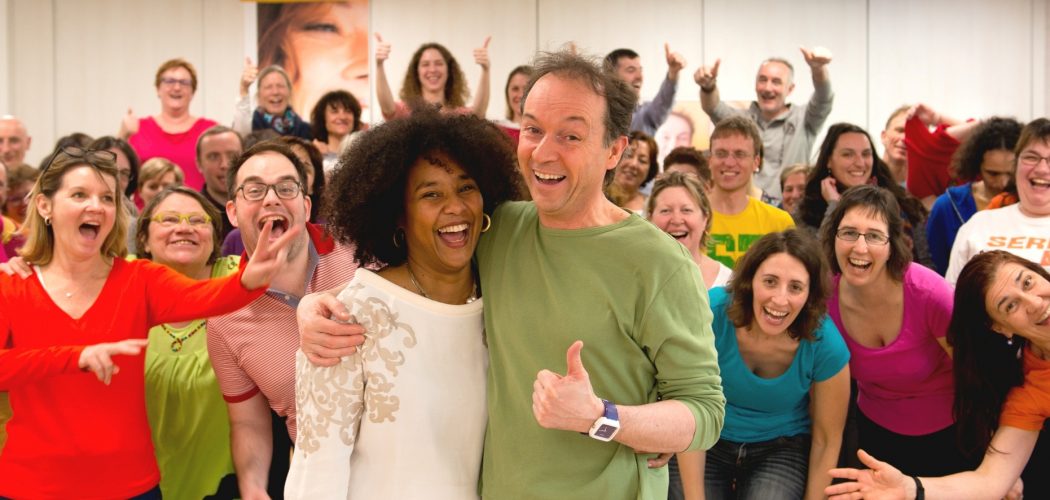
[0,146,297,499]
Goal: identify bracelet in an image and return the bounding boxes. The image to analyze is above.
[912,476,925,500]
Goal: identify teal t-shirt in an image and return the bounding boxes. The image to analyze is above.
[477,202,725,500]
[710,286,849,443]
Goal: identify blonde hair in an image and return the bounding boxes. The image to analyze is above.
[19,153,128,265]
[138,157,184,187]
[647,170,714,249]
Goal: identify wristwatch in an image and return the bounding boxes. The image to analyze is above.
[587,399,620,442]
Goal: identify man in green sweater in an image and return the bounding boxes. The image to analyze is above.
[297,50,724,499]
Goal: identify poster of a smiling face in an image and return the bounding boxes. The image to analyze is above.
[257,0,370,122]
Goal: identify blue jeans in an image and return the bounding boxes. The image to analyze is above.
[699,435,810,500]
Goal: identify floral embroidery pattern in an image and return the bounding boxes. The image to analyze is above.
[295,282,418,455]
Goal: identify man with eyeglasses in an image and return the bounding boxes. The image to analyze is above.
[207,142,358,499]
[196,125,243,240]
[946,118,1050,284]
[0,116,31,167]
[707,115,794,268]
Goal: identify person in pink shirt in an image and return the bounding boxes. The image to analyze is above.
[120,58,217,190]
[820,185,973,477]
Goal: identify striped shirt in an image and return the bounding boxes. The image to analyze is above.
[208,224,358,440]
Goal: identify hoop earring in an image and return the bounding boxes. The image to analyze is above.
[44,217,51,226]
[392,228,406,249]
[480,214,492,233]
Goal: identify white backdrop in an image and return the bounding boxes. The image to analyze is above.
[2,0,1048,167]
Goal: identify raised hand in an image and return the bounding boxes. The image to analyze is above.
[474,36,491,71]
[240,219,303,290]
[800,46,833,69]
[119,108,139,138]
[694,58,721,91]
[240,56,259,97]
[298,290,367,367]
[820,176,841,203]
[665,43,686,80]
[78,338,149,385]
[907,103,941,127]
[825,449,910,499]
[532,340,604,433]
[374,32,391,65]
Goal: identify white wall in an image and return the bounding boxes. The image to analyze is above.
[4,0,1048,167]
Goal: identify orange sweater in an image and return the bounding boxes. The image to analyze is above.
[0,259,264,499]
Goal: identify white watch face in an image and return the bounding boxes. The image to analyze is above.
[589,417,620,441]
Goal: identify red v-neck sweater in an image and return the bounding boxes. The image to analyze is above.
[0,258,265,499]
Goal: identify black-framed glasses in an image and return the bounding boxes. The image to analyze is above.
[835,228,890,245]
[236,180,303,201]
[41,146,118,175]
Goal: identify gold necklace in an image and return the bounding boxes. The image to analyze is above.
[405,263,478,304]
[160,320,205,353]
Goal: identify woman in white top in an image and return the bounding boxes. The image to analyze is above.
[285,110,521,499]
[648,170,733,289]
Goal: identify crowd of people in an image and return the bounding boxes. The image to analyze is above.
[0,28,1047,500]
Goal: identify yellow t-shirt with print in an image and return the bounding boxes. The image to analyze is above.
[708,197,795,268]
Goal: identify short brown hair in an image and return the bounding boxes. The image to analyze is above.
[226,142,309,198]
[138,157,184,186]
[663,146,710,185]
[19,151,128,265]
[727,229,829,341]
[711,115,764,168]
[647,170,714,249]
[154,58,198,92]
[136,186,222,264]
[884,105,910,130]
[195,125,243,166]
[820,185,911,282]
[524,49,636,148]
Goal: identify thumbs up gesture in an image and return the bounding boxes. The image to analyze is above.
[532,340,605,433]
[474,36,491,71]
[240,57,259,98]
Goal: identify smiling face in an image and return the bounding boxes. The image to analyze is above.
[418,48,449,96]
[145,193,214,269]
[226,151,310,258]
[402,153,483,276]
[834,207,891,287]
[156,66,195,112]
[325,103,354,139]
[649,186,707,254]
[710,132,758,195]
[986,262,1050,341]
[0,118,30,166]
[284,1,370,118]
[506,72,530,121]
[36,165,118,259]
[754,61,793,118]
[139,171,180,207]
[614,56,643,97]
[613,140,651,193]
[781,171,807,214]
[881,112,907,164]
[829,132,875,189]
[518,74,625,229]
[258,70,291,115]
[750,252,809,336]
[1016,138,1050,216]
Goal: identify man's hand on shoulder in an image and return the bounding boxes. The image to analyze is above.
[298,289,366,367]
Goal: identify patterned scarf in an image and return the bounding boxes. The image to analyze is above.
[252,107,304,135]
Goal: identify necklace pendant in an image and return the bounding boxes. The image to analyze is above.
[170,338,183,353]
[64,291,73,298]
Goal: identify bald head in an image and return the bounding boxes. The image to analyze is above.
[0,116,31,166]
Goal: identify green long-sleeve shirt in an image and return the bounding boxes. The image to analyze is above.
[477,202,725,500]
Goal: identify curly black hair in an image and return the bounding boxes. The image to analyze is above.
[325,110,523,267]
[950,117,1022,181]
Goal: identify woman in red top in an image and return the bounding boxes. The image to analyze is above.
[0,147,298,499]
